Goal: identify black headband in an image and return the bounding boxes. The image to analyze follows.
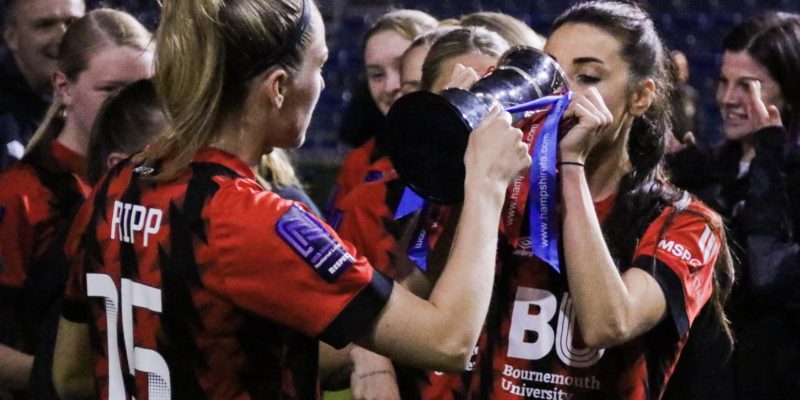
[247,0,311,78]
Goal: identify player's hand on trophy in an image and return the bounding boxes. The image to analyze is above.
[558,87,614,163]
[464,105,531,191]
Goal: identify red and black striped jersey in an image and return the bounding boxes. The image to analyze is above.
[330,156,409,279]
[413,196,723,400]
[0,140,89,350]
[327,137,376,215]
[63,147,393,400]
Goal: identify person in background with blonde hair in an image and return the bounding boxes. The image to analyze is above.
[460,11,546,49]
[322,24,458,400]
[258,149,321,216]
[0,8,153,396]
[334,25,510,400]
[329,9,437,215]
[418,26,509,93]
[50,0,530,398]
[399,26,460,95]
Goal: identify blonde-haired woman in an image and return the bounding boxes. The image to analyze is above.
[334,26,510,279]
[51,1,529,399]
[419,26,509,93]
[331,9,438,214]
[399,26,460,95]
[336,25,511,399]
[0,8,152,395]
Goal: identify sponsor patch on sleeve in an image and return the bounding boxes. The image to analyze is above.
[276,205,355,283]
[656,224,718,268]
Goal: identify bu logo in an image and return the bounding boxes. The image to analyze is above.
[276,205,355,282]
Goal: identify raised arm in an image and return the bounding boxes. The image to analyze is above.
[355,107,530,372]
[556,88,668,348]
[559,164,668,348]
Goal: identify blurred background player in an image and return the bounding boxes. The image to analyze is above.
[0,9,152,396]
[0,0,85,170]
[328,9,437,215]
[667,12,800,400]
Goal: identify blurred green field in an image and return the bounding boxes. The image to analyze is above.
[323,389,353,400]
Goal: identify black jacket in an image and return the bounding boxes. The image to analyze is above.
[703,127,800,306]
[666,126,800,400]
[0,52,50,171]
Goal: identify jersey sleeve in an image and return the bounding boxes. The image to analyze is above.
[204,181,394,348]
[631,205,722,340]
[60,198,94,323]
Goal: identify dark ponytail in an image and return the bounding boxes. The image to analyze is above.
[553,0,735,349]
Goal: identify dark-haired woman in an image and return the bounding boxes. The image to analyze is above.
[50,1,530,399]
[418,2,735,399]
[677,12,800,399]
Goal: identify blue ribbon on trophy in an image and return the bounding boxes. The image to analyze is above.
[394,187,430,270]
[393,93,572,272]
[510,93,572,273]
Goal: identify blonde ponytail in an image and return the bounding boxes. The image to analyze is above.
[139,0,313,181]
[141,0,227,180]
[25,99,66,156]
[258,149,303,189]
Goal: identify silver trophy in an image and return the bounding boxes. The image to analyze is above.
[386,46,568,204]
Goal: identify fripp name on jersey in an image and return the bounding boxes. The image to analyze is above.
[110,201,163,247]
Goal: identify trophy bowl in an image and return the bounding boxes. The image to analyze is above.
[386,45,568,204]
